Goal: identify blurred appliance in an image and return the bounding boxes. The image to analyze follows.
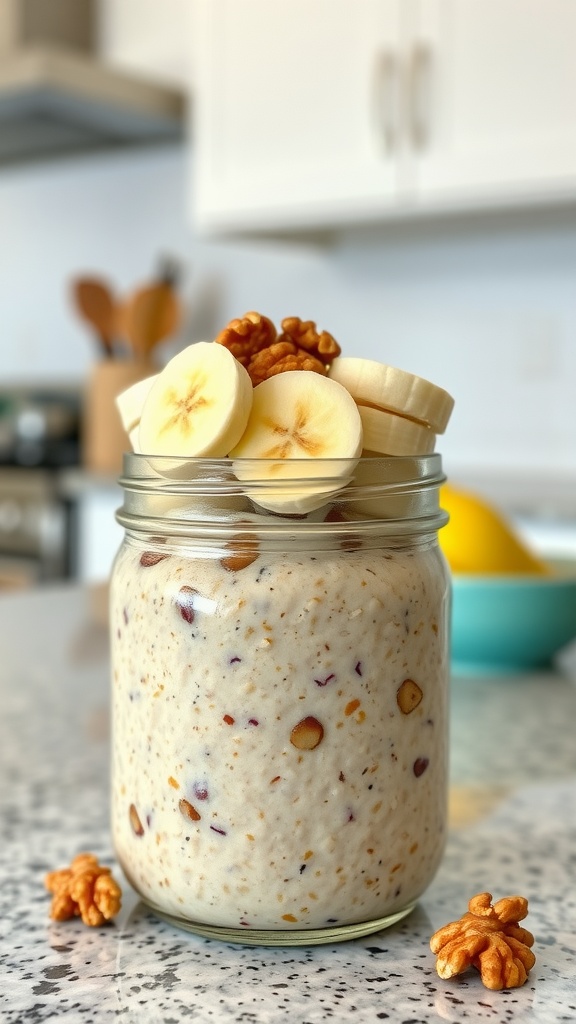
[0,469,70,586]
[0,0,184,165]
[0,388,80,586]
[0,388,80,468]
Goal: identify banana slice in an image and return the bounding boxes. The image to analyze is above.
[128,425,142,453]
[359,405,436,456]
[347,455,442,520]
[116,374,158,437]
[329,357,454,433]
[229,370,363,513]
[138,342,253,457]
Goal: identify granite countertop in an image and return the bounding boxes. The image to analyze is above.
[1,584,575,1024]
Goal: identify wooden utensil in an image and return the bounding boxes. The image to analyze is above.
[72,278,116,358]
[118,282,181,360]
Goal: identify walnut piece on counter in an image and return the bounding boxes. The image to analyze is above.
[430,891,536,991]
[45,853,122,927]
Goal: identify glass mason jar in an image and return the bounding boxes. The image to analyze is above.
[110,453,450,946]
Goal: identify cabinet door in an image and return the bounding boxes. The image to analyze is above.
[99,0,193,88]
[413,0,576,204]
[192,0,408,233]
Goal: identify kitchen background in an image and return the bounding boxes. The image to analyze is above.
[1,0,575,585]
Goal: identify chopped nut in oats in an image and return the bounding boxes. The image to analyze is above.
[220,532,260,572]
[129,803,145,836]
[140,550,170,567]
[179,798,202,822]
[397,678,423,714]
[290,715,324,750]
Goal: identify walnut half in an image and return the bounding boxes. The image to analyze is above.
[45,853,122,927]
[430,892,536,990]
[214,312,341,385]
[278,316,341,362]
[247,340,328,385]
[214,311,277,367]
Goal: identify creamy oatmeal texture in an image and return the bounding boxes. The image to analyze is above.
[111,526,449,932]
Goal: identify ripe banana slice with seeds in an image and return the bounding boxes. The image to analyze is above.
[329,357,454,434]
[138,342,253,457]
[229,370,363,513]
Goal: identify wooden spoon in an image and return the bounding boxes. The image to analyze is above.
[119,282,181,360]
[72,278,116,358]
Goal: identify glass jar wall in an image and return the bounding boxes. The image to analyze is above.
[110,454,450,945]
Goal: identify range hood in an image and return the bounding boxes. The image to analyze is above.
[0,0,185,165]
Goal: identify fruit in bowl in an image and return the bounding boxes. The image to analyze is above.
[439,484,551,576]
[440,485,576,673]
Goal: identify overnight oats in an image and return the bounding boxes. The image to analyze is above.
[110,315,454,943]
[110,454,451,943]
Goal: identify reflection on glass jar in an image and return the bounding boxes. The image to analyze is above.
[110,454,450,945]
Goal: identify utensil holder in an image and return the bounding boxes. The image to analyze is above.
[83,360,154,476]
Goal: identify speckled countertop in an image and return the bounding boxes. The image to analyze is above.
[1,584,575,1024]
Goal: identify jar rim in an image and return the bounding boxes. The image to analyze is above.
[116,452,448,538]
[119,452,445,487]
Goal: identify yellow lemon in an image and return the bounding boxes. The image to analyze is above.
[439,484,551,575]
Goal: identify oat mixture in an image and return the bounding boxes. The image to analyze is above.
[111,535,449,931]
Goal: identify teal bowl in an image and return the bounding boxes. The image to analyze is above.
[450,561,576,675]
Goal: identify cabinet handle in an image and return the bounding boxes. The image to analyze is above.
[371,50,399,153]
[409,43,431,149]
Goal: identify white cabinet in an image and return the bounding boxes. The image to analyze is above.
[414,0,576,204]
[193,0,409,230]
[192,0,576,234]
[98,0,193,88]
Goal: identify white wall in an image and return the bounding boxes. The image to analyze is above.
[1,144,575,482]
